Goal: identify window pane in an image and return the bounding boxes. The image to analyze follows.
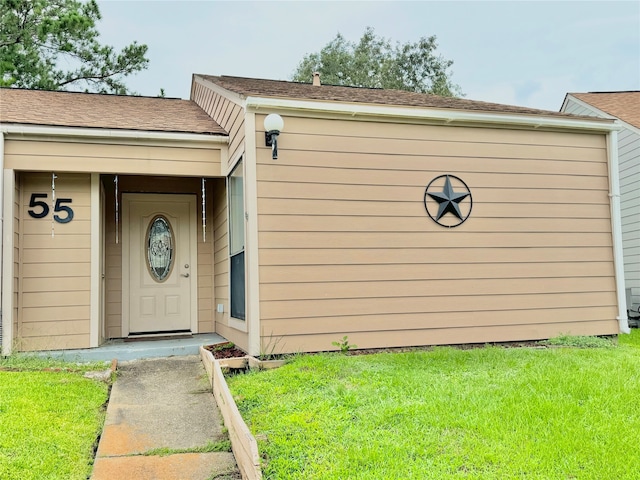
[230,251,245,320]
[229,162,244,255]
[146,216,174,282]
[229,160,246,321]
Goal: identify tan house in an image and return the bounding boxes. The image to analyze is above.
[0,75,630,356]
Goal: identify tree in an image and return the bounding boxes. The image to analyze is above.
[292,27,462,97]
[0,0,148,94]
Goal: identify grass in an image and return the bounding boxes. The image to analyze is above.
[228,330,640,479]
[142,440,232,457]
[0,355,110,480]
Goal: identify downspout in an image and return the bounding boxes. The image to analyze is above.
[607,128,630,334]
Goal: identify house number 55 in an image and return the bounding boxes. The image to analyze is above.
[27,193,74,224]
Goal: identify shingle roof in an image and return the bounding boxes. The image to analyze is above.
[199,74,591,119]
[0,88,227,135]
[570,91,640,129]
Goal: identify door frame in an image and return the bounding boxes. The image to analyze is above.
[121,193,199,337]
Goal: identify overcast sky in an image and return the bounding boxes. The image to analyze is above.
[96,0,639,111]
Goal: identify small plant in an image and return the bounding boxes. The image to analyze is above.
[259,329,286,361]
[332,336,357,353]
[213,342,235,352]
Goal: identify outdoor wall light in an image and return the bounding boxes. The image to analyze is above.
[264,113,284,160]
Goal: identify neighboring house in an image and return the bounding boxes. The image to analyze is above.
[0,75,629,356]
[561,92,640,320]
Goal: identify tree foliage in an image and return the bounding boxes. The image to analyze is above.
[292,27,462,97]
[0,0,148,94]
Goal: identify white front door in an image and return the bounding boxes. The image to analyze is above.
[122,194,197,335]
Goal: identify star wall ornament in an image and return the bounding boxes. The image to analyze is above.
[424,175,473,228]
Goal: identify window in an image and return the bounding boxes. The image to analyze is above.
[146,215,174,282]
[229,161,245,320]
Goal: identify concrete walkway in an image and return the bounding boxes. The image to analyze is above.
[91,356,240,480]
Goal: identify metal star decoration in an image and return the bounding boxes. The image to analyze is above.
[424,175,473,227]
[427,175,470,221]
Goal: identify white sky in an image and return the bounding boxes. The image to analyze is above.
[96,0,640,111]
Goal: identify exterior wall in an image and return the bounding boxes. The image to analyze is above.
[5,136,225,350]
[255,115,619,353]
[193,77,250,350]
[563,97,640,308]
[192,78,245,174]
[210,178,249,352]
[103,176,218,338]
[3,138,222,177]
[16,172,92,351]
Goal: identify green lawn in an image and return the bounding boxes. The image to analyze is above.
[0,357,110,480]
[228,331,640,479]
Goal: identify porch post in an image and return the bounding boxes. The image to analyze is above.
[90,173,101,347]
[2,168,14,355]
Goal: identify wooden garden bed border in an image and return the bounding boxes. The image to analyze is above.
[200,347,286,480]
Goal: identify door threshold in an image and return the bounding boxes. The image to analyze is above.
[125,331,193,342]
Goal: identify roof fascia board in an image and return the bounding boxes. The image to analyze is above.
[564,94,640,136]
[194,75,246,107]
[1,123,229,144]
[246,96,619,133]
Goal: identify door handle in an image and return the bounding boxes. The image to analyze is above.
[181,273,190,278]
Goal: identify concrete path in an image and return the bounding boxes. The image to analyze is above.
[91,356,240,480]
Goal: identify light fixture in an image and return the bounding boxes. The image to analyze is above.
[264,113,284,160]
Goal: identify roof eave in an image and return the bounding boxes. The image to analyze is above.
[0,123,230,143]
[245,96,620,133]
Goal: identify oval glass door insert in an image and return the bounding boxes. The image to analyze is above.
[147,216,174,282]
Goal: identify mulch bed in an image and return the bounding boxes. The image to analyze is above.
[204,342,248,359]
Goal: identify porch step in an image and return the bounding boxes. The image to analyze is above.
[34,333,227,362]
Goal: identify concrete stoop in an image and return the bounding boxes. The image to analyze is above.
[91,356,241,480]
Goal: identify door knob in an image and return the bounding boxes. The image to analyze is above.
[181,273,190,278]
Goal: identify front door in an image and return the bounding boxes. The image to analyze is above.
[122,194,197,335]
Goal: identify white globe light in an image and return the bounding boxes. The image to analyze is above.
[264,113,284,133]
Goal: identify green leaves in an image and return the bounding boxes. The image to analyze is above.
[292,26,462,97]
[0,0,148,93]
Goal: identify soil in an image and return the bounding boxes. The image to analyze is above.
[204,342,247,359]
[203,339,570,361]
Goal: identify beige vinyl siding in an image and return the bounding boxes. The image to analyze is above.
[255,116,618,353]
[192,80,245,173]
[4,139,222,177]
[193,78,250,350]
[210,178,249,352]
[103,176,218,338]
[17,173,92,351]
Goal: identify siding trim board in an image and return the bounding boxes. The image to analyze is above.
[2,124,229,144]
[1,169,14,354]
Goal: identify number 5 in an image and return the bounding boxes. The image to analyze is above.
[54,199,74,224]
[28,193,49,219]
